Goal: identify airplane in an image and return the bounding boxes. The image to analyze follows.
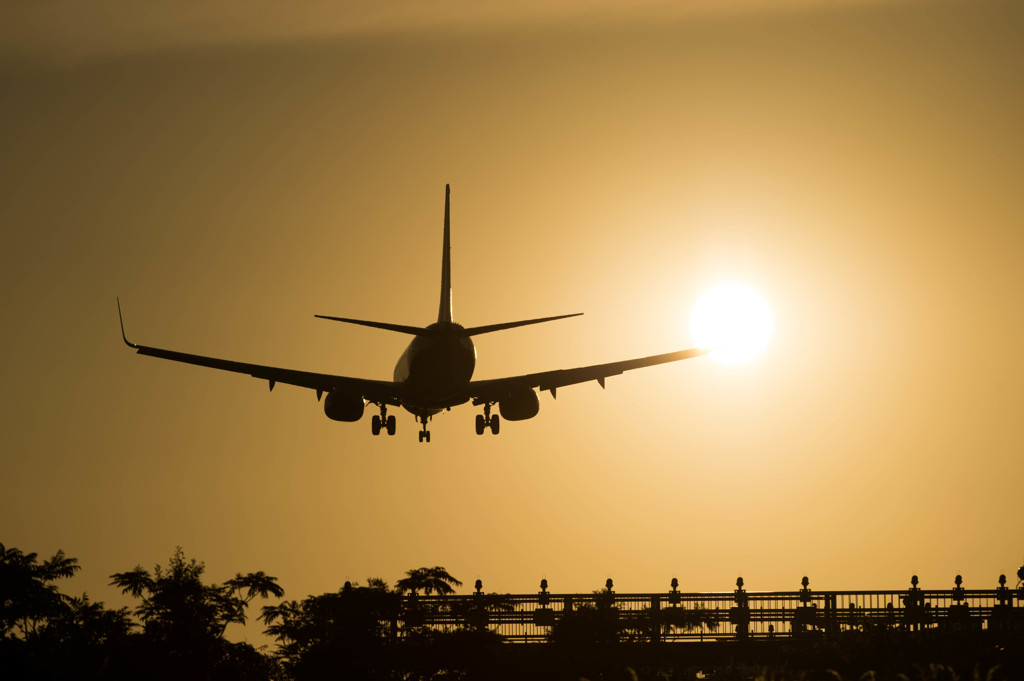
[118,185,710,442]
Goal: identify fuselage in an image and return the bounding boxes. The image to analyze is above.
[394,322,476,416]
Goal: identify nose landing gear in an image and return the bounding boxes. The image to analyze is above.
[418,415,431,443]
[475,403,500,435]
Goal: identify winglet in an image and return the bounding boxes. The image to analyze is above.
[117,297,139,349]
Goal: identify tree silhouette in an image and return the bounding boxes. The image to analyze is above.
[451,593,515,633]
[396,566,463,596]
[110,548,283,639]
[262,579,399,681]
[657,603,719,638]
[395,567,463,635]
[30,594,135,681]
[110,549,223,644]
[0,544,139,681]
[0,542,79,639]
[224,571,285,634]
[109,547,282,681]
[548,602,622,648]
[46,594,133,647]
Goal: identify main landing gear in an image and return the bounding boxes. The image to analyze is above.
[371,405,396,436]
[475,403,500,435]
[418,415,431,443]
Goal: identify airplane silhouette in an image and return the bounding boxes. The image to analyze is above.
[119,185,709,442]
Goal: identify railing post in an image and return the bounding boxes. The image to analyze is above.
[533,579,555,627]
[824,593,837,636]
[651,595,661,644]
[991,574,1014,631]
[903,575,925,631]
[948,574,972,630]
[793,576,817,636]
[729,577,750,639]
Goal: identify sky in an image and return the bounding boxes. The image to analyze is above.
[2,0,1023,643]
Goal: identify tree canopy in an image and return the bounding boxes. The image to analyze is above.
[396,566,463,596]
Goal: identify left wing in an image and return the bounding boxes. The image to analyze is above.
[118,300,402,405]
[469,347,710,402]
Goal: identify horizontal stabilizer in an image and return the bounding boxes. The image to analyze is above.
[459,312,583,337]
[314,315,430,336]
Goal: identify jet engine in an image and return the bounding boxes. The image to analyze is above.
[323,391,365,422]
[498,388,540,421]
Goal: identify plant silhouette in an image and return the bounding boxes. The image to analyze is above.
[2,542,1023,681]
[262,578,401,680]
[396,566,464,596]
[109,547,282,681]
[0,542,80,639]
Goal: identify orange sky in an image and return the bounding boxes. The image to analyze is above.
[1,0,1022,644]
[1,1,907,62]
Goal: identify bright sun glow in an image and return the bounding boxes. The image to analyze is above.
[690,283,773,364]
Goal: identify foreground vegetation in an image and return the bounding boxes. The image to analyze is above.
[1,543,1020,680]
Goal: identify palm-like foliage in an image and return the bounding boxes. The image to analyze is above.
[548,602,623,647]
[44,594,134,647]
[227,571,285,602]
[111,548,219,641]
[225,571,285,630]
[261,579,396,646]
[261,579,399,679]
[451,592,516,632]
[109,565,153,599]
[109,547,283,642]
[396,566,463,596]
[0,542,80,639]
[658,604,719,636]
[107,547,284,681]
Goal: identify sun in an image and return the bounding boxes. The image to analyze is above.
[690,283,773,364]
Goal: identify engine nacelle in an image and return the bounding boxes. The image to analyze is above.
[498,388,540,421]
[323,391,365,422]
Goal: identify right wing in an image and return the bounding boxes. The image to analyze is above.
[469,347,711,402]
[118,301,401,405]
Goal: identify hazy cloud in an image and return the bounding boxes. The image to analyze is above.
[2,0,917,63]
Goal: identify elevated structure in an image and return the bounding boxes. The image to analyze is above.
[394,574,1024,643]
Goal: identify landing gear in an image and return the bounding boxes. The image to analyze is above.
[475,403,500,435]
[371,405,397,436]
[418,415,431,443]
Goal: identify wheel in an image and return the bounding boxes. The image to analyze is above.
[386,415,396,435]
[425,431,431,443]
[418,431,424,442]
[490,415,500,435]
[475,414,485,435]
[371,415,382,436]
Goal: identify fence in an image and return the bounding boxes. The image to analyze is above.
[394,574,1024,643]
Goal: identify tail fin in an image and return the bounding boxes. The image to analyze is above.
[316,184,584,338]
[438,184,453,324]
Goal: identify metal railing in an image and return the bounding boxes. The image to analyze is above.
[393,575,1024,643]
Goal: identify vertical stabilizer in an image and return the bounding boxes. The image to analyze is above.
[438,184,453,324]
